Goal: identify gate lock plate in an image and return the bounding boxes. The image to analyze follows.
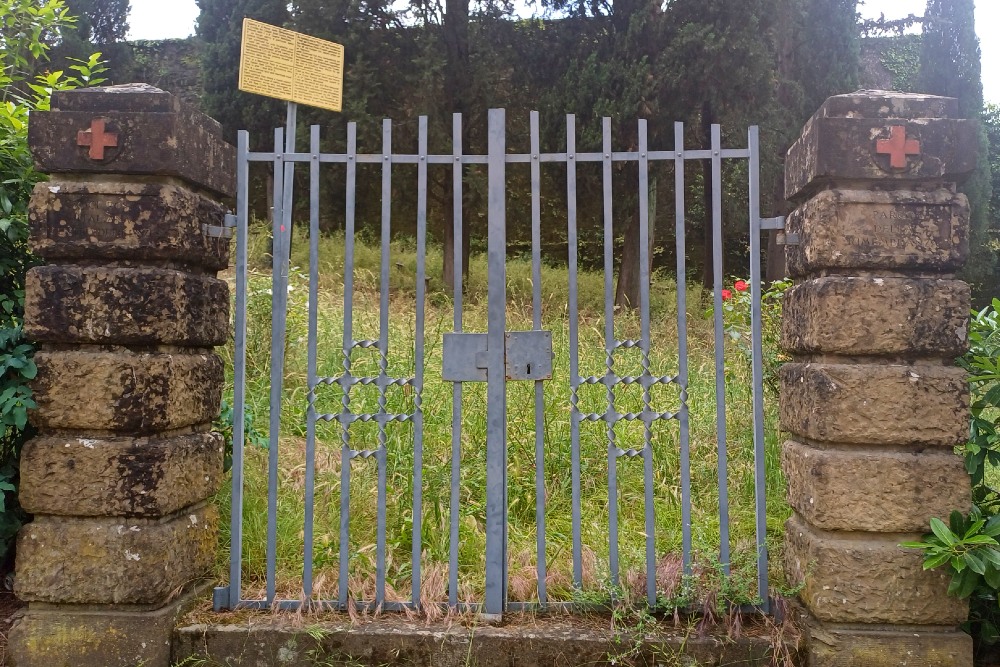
[442,331,553,382]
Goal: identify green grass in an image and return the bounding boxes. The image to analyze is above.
[213,226,790,608]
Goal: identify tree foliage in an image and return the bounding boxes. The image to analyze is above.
[921,0,997,303]
[196,0,289,147]
[64,0,130,44]
[192,0,867,289]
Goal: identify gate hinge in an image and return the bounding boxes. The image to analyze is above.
[203,213,237,239]
[760,216,799,246]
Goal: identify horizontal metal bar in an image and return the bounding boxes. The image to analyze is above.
[245,148,753,164]
[759,216,787,230]
[578,373,677,386]
[317,412,415,423]
[313,376,415,388]
[201,223,234,239]
[222,597,778,616]
[578,410,679,423]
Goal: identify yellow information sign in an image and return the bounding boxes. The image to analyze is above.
[239,18,344,112]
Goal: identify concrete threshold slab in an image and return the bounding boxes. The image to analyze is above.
[173,614,798,666]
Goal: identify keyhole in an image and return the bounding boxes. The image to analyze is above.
[527,363,532,376]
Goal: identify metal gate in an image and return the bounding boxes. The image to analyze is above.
[214,107,776,617]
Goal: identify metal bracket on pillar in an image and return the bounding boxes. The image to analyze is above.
[760,215,799,246]
[202,212,237,239]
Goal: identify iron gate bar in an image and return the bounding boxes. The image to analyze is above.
[218,110,772,616]
[338,121,358,611]
[601,116,617,589]
[376,118,391,607]
[413,115,428,607]
[485,108,508,616]
[304,123,321,599]
[449,112,463,607]
[266,123,288,604]
[566,113,582,590]
[638,118,657,608]
[674,121,693,576]
[529,110,546,606]
[711,123,732,577]
[748,126,771,614]
[223,129,250,611]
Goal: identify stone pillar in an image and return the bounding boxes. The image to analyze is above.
[9,84,234,667]
[780,92,980,666]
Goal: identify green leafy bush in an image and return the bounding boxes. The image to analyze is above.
[714,277,792,393]
[0,0,107,565]
[904,298,1000,649]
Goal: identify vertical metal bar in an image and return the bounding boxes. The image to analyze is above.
[748,126,770,613]
[376,118,392,608]
[567,114,582,589]
[484,108,508,617]
[303,124,321,600]
[638,119,656,607]
[530,110,546,605]
[710,124,731,577]
[449,113,463,607]
[412,116,428,608]
[338,122,358,610]
[265,125,285,604]
[602,117,618,588]
[674,122,692,576]
[229,130,251,609]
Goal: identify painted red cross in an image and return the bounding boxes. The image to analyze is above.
[876,125,920,169]
[77,118,118,160]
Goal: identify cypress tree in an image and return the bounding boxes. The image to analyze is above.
[195,0,289,146]
[921,0,996,302]
[65,0,130,44]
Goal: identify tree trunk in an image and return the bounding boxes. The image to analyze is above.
[615,176,657,309]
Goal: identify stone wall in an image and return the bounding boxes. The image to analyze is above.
[781,91,978,666]
[9,84,234,667]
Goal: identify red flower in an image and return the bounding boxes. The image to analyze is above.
[734,280,748,292]
[721,289,733,300]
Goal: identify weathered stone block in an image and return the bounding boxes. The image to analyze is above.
[804,624,972,667]
[781,276,970,357]
[8,584,207,667]
[780,363,968,446]
[28,180,230,270]
[782,440,971,532]
[785,189,969,277]
[805,90,962,121]
[28,84,235,198]
[24,265,229,346]
[785,91,978,201]
[31,350,223,434]
[19,432,224,517]
[15,505,217,605]
[784,515,967,625]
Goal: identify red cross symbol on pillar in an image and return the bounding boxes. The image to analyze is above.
[77,118,119,160]
[876,125,921,170]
